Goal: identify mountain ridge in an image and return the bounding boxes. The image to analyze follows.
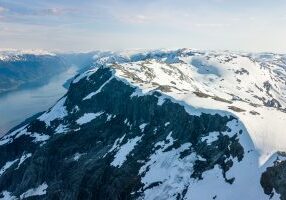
[0,48,286,199]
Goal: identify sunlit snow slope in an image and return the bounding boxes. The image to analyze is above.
[111,49,286,162]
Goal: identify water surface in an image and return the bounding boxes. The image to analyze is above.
[0,67,77,136]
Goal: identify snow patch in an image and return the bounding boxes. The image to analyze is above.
[0,138,12,146]
[76,112,104,125]
[73,152,86,161]
[17,153,32,169]
[157,96,166,106]
[0,159,19,176]
[73,68,99,83]
[83,76,114,100]
[107,134,126,155]
[201,132,220,145]
[139,123,148,132]
[0,191,17,200]
[30,133,50,143]
[111,136,142,167]
[139,132,195,199]
[164,122,170,126]
[38,97,67,126]
[20,183,48,199]
[55,124,69,134]
[106,114,113,121]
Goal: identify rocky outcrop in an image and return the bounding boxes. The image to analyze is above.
[261,155,286,200]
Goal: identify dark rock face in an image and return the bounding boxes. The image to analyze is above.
[0,67,245,199]
[261,158,286,200]
[265,98,282,108]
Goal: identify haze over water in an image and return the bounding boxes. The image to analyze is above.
[0,67,77,136]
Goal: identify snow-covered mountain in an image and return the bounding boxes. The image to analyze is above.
[0,50,67,94]
[0,49,56,62]
[0,50,95,94]
[0,48,286,199]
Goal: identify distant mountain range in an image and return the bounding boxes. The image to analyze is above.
[0,50,95,94]
[1,49,286,199]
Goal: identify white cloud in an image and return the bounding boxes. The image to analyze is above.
[0,6,8,14]
[34,8,78,16]
[1,0,286,53]
[117,14,153,24]
[195,23,230,28]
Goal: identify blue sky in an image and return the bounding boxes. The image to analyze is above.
[0,0,286,52]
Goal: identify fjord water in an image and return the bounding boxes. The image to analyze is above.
[0,66,77,136]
